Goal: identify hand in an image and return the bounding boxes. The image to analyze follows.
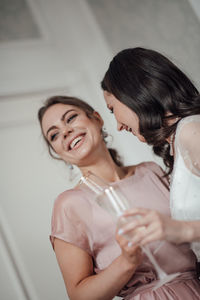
[118,208,191,246]
[116,229,143,269]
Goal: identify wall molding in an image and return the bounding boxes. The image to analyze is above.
[0,205,39,300]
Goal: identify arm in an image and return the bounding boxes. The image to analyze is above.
[118,135,200,246]
[54,237,142,300]
[118,208,200,246]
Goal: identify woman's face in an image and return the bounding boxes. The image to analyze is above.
[41,103,104,166]
[103,91,146,142]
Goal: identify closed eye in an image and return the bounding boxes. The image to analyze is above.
[50,132,58,141]
[66,113,78,123]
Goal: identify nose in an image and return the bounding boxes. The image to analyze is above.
[62,126,73,139]
[117,122,124,131]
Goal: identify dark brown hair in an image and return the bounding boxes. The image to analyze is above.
[38,95,123,166]
[101,47,200,174]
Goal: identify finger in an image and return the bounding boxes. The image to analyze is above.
[117,215,151,235]
[140,232,164,246]
[132,218,166,246]
[116,234,128,245]
[118,211,164,246]
[116,233,130,247]
[124,209,164,233]
[122,207,150,217]
[124,243,141,254]
[129,218,164,244]
[127,227,149,245]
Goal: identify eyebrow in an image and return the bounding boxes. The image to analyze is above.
[46,109,76,137]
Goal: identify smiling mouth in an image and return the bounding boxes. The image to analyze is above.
[69,134,86,150]
[125,126,132,132]
[125,127,137,136]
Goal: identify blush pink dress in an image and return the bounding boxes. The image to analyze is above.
[50,162,200,299]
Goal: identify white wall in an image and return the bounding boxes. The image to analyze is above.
[0,1,155,299]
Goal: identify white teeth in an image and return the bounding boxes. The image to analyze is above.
[70,136,83,149]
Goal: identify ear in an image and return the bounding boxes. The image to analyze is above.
[93,111,104,127]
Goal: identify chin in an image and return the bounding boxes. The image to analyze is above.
[74,148,93,164]
[138,136,146,143]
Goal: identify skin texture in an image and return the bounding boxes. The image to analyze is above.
[103,92,200,248]
[41,103,143,300]
[42,104,104,167]
[103,91,146,142]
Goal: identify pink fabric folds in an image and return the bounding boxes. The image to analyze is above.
[123,272,200,299]
[50,162,200,298]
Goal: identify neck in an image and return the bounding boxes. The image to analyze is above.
[79,146,126,183]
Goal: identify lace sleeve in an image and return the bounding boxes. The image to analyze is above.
[176,115,200,176]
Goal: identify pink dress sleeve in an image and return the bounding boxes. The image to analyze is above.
[50,189,93,255]
[142,161,170,189]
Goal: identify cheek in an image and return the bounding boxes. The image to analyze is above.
[113,108,122,123]
[50,141,62,155]
[89,125,102,143]
[133,119,139,130]
[116,105,134,125]
[129,112,140,130]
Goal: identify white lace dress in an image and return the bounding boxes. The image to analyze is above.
[170,115,200,261]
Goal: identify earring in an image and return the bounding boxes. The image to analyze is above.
[169,134,174,156]
[67,162,75,181]
[169,118,179,156]
[101,127,113,147]
[68,163,73,171]
[101,128,108,139]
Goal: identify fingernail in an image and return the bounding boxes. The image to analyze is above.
[118,228,124,235]
[128,242,133,247]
